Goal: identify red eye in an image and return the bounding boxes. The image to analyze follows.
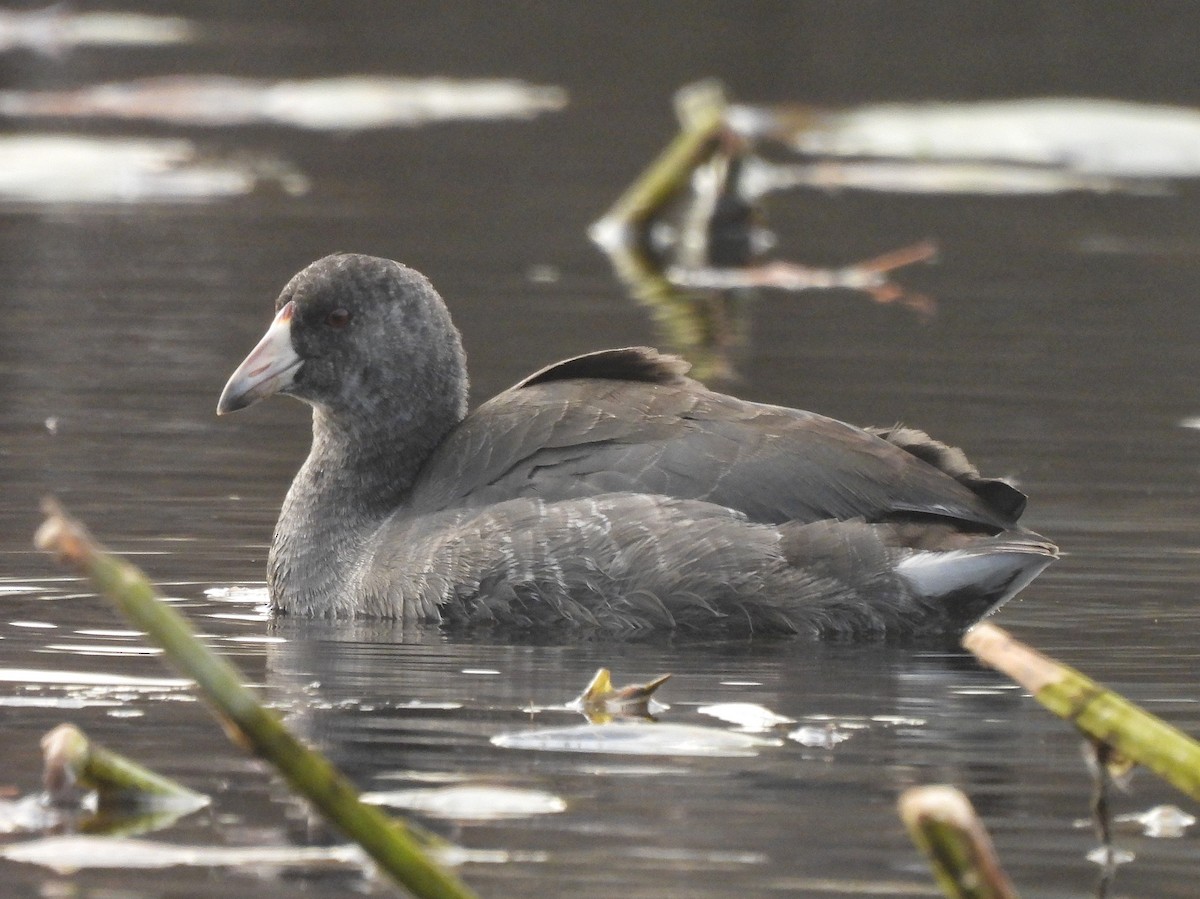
[325,308,351,329]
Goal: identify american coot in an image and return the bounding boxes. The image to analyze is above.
[218,254,1056,636]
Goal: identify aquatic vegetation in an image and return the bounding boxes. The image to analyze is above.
[34,500,477,899]
[965,623,1200,803]
[41,723,209,812]
[590,81,936,379]
[899,785,1018,899]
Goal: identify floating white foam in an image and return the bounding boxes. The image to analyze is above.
[493,721,781,757]
[362,784,566,820]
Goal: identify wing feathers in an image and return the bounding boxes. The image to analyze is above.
[411,379,1021,531]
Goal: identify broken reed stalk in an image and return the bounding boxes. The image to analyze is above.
[587,81,736,382]
[593,78,728,233]
[41,722,208,810]
[964,623,1200,802]
[34,499,477,899]
[898,785,1018,899]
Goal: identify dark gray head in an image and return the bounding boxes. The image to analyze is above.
[218,254,469,436]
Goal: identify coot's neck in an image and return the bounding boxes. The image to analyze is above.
[268,376,468,617]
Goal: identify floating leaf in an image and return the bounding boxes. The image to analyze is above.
[569,668,672,723]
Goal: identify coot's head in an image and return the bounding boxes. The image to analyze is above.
[217,254,467,425]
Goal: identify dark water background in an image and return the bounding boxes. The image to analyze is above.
[3,3,1200,897]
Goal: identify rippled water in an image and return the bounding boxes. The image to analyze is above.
[2,4,1200,897]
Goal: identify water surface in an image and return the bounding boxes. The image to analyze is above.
[2,4,1200,897]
